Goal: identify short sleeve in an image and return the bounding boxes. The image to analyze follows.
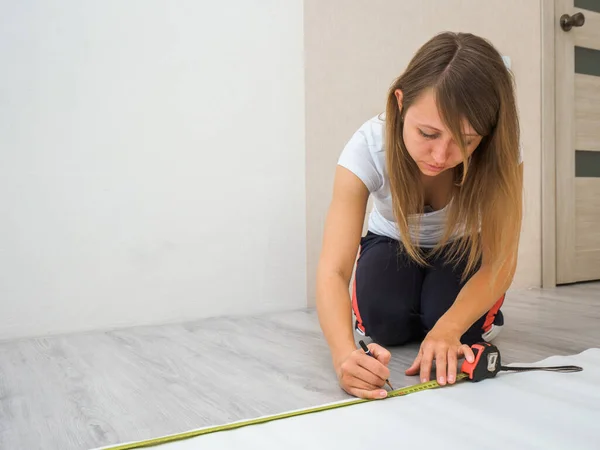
[337,129,383,193]
[518,142,523,164]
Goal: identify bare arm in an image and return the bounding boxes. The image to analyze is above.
[316,166,369,366]
[435,245,518,338]
[316,166,393,399]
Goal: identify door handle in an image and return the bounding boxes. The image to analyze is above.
[560,12,585,31]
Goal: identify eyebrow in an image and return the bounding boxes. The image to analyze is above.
[418,124,480,136]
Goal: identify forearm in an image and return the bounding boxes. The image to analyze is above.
[436,262,516,336]
[316,270,357,365]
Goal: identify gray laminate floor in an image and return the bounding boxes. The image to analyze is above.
[1,282,599,450]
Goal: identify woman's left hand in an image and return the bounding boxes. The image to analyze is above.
[405,326,475,385]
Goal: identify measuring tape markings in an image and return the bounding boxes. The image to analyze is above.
[100,374,469,450]
[100,342,583,450]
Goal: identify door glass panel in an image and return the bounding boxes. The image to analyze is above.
[576,151,600,177]
[574,0,600,14]
[575,46,600,76]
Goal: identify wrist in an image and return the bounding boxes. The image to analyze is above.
[332,342,357,368]
[432,316,466,337]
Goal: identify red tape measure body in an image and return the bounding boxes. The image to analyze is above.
[461,342,501,382]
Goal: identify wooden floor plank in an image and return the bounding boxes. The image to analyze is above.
[1,282,599,450]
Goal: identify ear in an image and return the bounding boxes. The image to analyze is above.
[394,89,404,112]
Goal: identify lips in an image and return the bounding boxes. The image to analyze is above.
[425,163,444,171]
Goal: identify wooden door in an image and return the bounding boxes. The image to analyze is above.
[555,0,600,284]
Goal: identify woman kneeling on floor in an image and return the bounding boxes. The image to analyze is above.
[316,31,523,399]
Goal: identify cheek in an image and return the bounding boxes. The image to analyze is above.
[405,142,429,160]
[446,151,465,167]
[448,145,476,166]
[403,130,428,157]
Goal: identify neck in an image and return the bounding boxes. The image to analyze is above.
[420,169,453,189]
[420,169,455,210]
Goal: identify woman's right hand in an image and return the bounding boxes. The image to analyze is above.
[334,343,392,399]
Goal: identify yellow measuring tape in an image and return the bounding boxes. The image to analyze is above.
[102,373,469,450]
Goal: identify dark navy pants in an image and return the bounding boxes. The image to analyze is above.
[352,231,504,347]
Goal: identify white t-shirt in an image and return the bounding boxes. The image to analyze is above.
[337,114,522,248]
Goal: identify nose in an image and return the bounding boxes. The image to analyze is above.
[431,139,451,165]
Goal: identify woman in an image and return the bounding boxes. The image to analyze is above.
[316,32,523,400]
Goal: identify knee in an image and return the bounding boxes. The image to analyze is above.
[361,306,413,346]
[420,277,461,333]
[421,307,445,334]
[369,325,412,347]
[353,235,422,346]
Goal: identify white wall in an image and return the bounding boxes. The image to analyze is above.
[0,1,306,340]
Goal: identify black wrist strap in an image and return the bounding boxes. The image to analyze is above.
[499,364,583,374]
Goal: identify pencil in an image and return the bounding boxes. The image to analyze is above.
[358,340,394,390]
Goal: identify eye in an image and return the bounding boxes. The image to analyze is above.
[418,129,438,139]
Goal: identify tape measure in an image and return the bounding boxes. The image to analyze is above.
[461,342,582,382]
[101,342,582,450]
[101,376,469,450]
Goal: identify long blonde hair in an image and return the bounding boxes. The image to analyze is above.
[385,32,523,282]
